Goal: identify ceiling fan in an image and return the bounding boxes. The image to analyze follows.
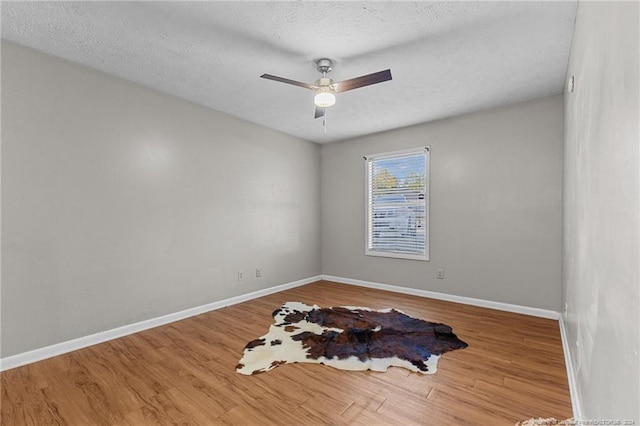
[260,58,392,119]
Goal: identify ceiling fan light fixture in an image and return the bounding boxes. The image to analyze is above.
[314,87,336,108]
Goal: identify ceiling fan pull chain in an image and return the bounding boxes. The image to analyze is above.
[323,111,328,135]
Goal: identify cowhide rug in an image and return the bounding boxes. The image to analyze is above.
[236,302,468,375]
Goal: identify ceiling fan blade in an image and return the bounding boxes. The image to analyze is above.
[332,69,392,93]
[314,106,325,119]
[260,74,317,90]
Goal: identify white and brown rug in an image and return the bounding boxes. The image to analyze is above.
[236,302,468,375]
[516,418,574,426]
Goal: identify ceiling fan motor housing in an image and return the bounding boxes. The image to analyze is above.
[315,77,334,88]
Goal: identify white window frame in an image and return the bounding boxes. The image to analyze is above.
[365,147,430,261]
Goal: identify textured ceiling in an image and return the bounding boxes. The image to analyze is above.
[1,1,577,144]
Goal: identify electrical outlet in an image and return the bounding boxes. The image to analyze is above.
[256,268,262,278]
[437,269,445,279]
[238,271,244,281]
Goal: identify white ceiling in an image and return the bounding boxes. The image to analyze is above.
[1,1,577,144]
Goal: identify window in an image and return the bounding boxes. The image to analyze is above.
[365,147,429,261]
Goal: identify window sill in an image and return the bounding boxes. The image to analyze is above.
[365,250,429,261]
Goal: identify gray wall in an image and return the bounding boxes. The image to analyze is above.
[321,95,563,311]
[1,41,321,358]
[563,2,639,421]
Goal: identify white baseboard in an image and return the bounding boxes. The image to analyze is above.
[0,275,321,372]
[559,315,583,419]
[2,273,580,419]
[321,275,561,320]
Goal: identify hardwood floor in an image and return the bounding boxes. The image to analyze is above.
[1,280,573,425]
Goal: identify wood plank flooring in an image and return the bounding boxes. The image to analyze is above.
[1,280,573,425]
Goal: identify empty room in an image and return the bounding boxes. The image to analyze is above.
[1,1,638,425]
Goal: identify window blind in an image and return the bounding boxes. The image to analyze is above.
[365,147,429,261]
